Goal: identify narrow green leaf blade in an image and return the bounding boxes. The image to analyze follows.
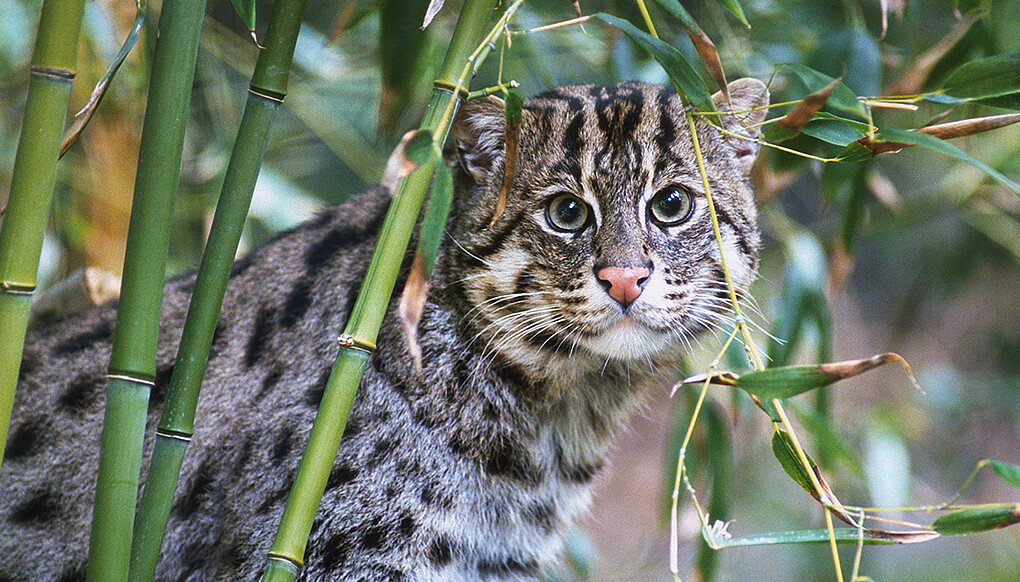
[230,0,257,31]
[800,113,869,146]
[716,0,749,27]
[592,13,715,114]
[648,0,700,30]
[874,128,1020,195]
[504,89,523,126]
[932,506,1020,536]
[782,63,867,118]
[772,430,816,494]
[418,147,452,276]
[990,460,1020,491]
[735,365,837,400]
[941,52,1020,101]
[713,527,936,547]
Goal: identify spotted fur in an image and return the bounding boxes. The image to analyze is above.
[0,79,768,581]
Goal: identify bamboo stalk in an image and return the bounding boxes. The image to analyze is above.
[258,1,502,579]
[0,0,86,459]
[128,0,309,577]
[85,0,207,579]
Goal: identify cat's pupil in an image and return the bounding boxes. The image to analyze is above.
[546,193,589,232]
[650,187,693,226]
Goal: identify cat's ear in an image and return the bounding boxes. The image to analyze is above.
[452,95,507,183]
[712,78,770,172]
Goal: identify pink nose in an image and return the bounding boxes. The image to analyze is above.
[597,266,650,307]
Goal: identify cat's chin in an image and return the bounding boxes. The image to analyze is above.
[581,316,670,360]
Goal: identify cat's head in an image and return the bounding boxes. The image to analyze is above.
[444,80,768,370]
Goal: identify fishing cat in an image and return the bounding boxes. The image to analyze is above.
[1,78,768,581]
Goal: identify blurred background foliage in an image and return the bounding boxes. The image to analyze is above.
[3,0,1020,579]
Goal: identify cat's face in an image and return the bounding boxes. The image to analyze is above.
[446,80,768,368]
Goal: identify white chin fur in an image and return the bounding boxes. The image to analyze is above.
[580,317,669,360]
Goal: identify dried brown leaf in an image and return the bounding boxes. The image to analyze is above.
[399,253,429,371]
[919,113,1020,141]
[858,113,1020,156]
[776,77,842,135]
[685,29,728,102]
[884,12,981,95]
[381,130,425,193]
[490,105,522,228]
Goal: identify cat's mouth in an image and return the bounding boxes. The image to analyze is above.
[579,312,672,360]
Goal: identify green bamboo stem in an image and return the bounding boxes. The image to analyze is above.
[0,0,85,459]
[258,1,501,579]
[128,0,309,577]
[85,0,207,579]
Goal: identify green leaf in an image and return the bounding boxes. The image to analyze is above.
[418,148,452,277]
[648,0,700,31]
[772,430,816,494]
[230,0,257,32]
[873,128,1020,195]
[800,113,869,146]
[711,527,936,547]
[736,366,837,400]
[592,13,715,115]
[989,460,1020,491]
[941,52,1020,101]
[932,506,1020,536]
[717,0,749,27]
[782,63,867,118]
[504,89,523,126]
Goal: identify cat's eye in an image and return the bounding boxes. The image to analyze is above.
[649,186,694,226]
[546,193,590,232]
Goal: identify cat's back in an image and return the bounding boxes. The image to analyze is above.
[0,187,392,580]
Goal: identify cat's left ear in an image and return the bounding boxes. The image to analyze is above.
[451,95,507,183]
[712,78,770,172]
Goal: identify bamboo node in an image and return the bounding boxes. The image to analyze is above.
[248,85,286,103]
[267,553,303,569]
[155,428,193,442]
[338,334,376,353]
[1,281,35,295]
[432,79,469,100]
[106,373,156,387]
[30,65,75,81]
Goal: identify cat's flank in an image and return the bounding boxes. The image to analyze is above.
[1,79,768,581]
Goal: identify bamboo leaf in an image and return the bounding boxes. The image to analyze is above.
[381,129,433,192]
[793,405,865,479]
[649,0,728,99]
[941,52,1020,102]
[592,13,715,115]
[764,77,842,143]
[885,12,979,96]
[772,430,817,495]
[230,0,257,32]
[932,506,1020,536]
[490,90,521,227]
[712,527,938,547]
[782,63,867,118]
[399,253,429,370]
[850,128,1020,194]
[989,461,1020,491]
[422,0,444,29]
[60,2,144,157]
[920,113,1020,141]
[799,113,869,146]
[717,0,749,28]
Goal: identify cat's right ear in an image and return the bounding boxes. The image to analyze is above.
[451,95,507,183]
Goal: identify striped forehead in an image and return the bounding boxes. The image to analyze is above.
[524,83,683,219]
